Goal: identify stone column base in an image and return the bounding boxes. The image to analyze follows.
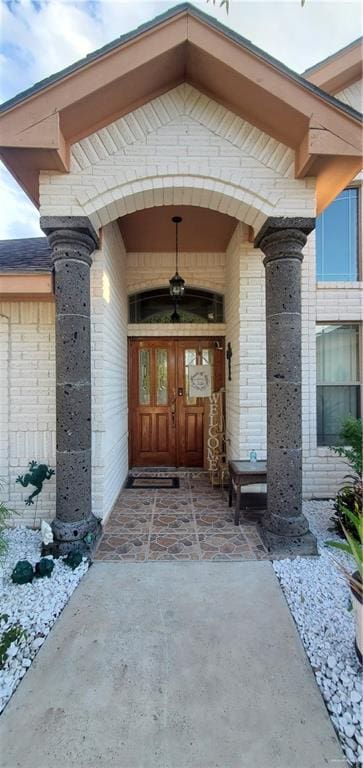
[51,515,102,556]
[258,525,317,558]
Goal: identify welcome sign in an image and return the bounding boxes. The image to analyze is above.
[188,365,212,398]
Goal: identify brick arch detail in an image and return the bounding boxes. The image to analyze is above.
[87,177,275,234]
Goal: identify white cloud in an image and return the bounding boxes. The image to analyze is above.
[0,0,361,240]
[0,165,43,239]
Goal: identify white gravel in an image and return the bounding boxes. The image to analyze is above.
[273,500,363,767]
[0,526,88,714]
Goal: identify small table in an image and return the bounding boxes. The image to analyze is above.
[228,460,267,526]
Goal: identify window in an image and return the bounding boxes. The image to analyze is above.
[316,188,359,281]
[316,324,361,446]
[129,288,224,323]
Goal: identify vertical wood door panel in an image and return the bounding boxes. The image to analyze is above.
[129,337,224,467]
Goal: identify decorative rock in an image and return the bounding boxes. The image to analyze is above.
[34,559,55,579]
[11,561,34,585]
[273,500,362,767]
[32,637,44,651]
[346,747,356,764]
[6,643,18,658]
[63,551,83,570]
[40,520,54,546]
[0,526,89,715]
[344,724,356,739]
[350,689,361,704]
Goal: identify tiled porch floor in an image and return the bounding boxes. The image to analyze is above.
[94,472,269,562]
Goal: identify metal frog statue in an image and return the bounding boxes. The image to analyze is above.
[16,461,55,506]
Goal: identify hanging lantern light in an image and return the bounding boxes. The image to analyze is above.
[169,216,185,299]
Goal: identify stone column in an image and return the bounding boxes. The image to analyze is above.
[41,216,101,555]
[255,217,316,556]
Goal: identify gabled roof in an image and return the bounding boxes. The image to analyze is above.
[0,2,362,214]
[304,36,363,95]
[0,238,51,272]
[1,3,360,120]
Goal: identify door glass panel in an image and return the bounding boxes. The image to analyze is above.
[185,349,197,405]
[202,348,214,393]
[156,349,168,405]
[139,349,150,405]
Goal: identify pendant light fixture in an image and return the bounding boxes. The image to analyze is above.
[169,216,185,299]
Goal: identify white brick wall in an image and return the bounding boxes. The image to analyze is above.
[39,84,315,235]
[316,284,363,321]
[336,79,363,111]
[0,315,10,498]
[128,324,226,338]
[224,226,362,498]
[91,221,128,521]
[0,226,129,527]
[225,224,267,461]
[0,302,56,526]
[301,231,362,498]
[127,252,225,295]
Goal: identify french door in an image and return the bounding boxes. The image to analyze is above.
[129,338,224,467]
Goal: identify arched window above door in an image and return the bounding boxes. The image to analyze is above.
[129,288,224,324]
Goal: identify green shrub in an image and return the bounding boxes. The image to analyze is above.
[0,614,27,669]
[332,417,363,477]
[330,418,363,537]
[330,478,363,537]
[326,500,363,599]
[0,481,14,558]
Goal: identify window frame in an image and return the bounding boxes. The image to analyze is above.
[316,185,361,283]
[315,321,362,447]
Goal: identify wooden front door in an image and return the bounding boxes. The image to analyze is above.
[129,338,224,467]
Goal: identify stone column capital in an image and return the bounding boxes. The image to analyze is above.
[254,217,315,266]
[40,216,99,266]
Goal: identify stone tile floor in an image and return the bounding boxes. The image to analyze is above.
[95,471,269,562]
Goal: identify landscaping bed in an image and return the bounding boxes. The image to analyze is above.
[274,500,362,767]
[0,526,88,714]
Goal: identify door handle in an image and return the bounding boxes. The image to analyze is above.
[171,391,176,428]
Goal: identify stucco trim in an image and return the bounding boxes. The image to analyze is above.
[0,274,54,299]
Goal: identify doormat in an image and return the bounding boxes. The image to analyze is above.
[126,475,180,489]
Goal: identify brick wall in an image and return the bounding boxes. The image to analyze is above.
[39,83,315,234]
[301,230,363,498]
[127,251,225,295]
[0,227,129,527]
[91,221,128,521]
[225,224,267,461]
[0,302,56,526]
[336,80,363,110]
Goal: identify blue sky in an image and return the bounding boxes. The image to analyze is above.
[0,0,361,239]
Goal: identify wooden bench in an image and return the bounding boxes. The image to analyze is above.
[228,460,267,526]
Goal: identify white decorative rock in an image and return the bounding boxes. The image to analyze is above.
[40,520,53,546]
[0,526,88,715]
[350,690,361,704]
[345,724,356,739]
[273,500,362,767]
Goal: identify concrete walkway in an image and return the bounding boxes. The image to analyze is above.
[1,561,344,768]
